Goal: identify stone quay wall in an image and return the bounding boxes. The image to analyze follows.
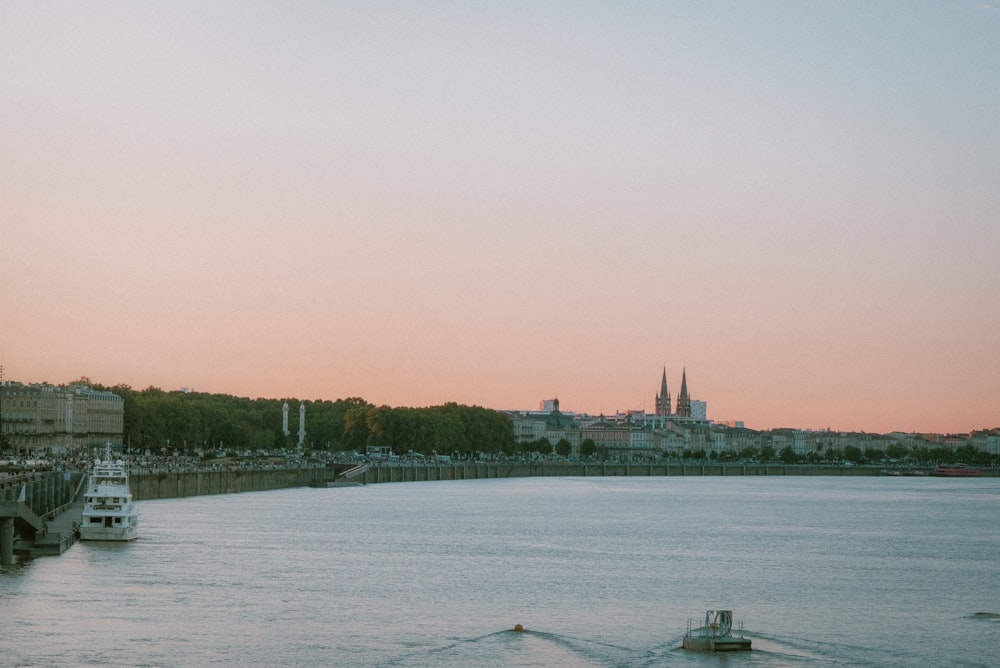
[131,468,326,501]
[359,462,888,483]
[129,462,916,500]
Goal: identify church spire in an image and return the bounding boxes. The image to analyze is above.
[655,366,671,416]
[676,367,691,417]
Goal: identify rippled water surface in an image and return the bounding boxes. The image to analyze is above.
[2,476,998,666]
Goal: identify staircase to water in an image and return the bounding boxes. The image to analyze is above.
[0,471,84,565]
[338,463,369,480]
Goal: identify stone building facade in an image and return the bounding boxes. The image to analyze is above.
[0,381,124,455]
[509,398,581,454]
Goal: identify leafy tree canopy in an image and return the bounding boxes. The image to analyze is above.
[90,385,517,458]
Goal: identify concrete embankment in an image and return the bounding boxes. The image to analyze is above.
[358,462,890,483]
[131,468,326,501]
[130,462,917,501]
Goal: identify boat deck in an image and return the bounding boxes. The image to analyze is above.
[682,636,752,651]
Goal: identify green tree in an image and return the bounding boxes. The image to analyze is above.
[885,443,909,461]
[955,443,986,466]
[779,446,799,464]
[555,438,572,458]
[343,407,372,451]
[844,445,863,463]
[579,438,597,460]
[716,449,739,462]
[930,446,953,463]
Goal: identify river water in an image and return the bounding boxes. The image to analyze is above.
[2,476,998,667]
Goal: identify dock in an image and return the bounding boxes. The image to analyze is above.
[0,471,85,565]
[14,490,85,558]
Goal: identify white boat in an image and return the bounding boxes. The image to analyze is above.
[80,448,138,541]
[682,610,751,651]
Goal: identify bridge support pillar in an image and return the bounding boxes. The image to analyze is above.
[1,516,13,566]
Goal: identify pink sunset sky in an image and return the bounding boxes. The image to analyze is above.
[2,3,998,435]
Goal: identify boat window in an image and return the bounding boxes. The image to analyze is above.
[89,517,102,523]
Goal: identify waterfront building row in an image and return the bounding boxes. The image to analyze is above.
[509,366,998,461]
[0,381,124,454]
[507,406,1000,462]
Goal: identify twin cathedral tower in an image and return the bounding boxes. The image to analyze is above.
[655,367,692,418]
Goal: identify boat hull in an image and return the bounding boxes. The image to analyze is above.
[80,513,139,541]
[934,466,981,477]
[79,524,138,541]
[682,610,751,652]
[682,636,752,652]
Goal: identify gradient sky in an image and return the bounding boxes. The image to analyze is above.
[3,2,998,434]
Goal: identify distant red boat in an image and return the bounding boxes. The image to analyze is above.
[934,464,981,477]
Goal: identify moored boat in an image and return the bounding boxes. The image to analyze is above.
[934,464,981,477]
[682,610,751,652]
[80,447,138,541]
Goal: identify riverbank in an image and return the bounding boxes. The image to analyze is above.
[130,467,324,500]
[129,462,994,501]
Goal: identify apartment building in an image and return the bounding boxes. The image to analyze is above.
[0,381,124,455]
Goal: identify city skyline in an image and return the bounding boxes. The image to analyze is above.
[2,368,995,438]
[3,3,998,435]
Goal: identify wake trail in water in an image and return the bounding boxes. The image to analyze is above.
[383,627,644,667]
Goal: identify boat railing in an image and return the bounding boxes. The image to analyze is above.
[685,613,745,639]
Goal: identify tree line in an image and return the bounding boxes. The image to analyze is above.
[97,385,515,457]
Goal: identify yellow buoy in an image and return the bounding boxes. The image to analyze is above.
[513,624,524,633]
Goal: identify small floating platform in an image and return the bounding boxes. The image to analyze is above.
[682,610,751,652]
[14,527,79,557]
[309,480,364,488]
[7,493,85,559]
